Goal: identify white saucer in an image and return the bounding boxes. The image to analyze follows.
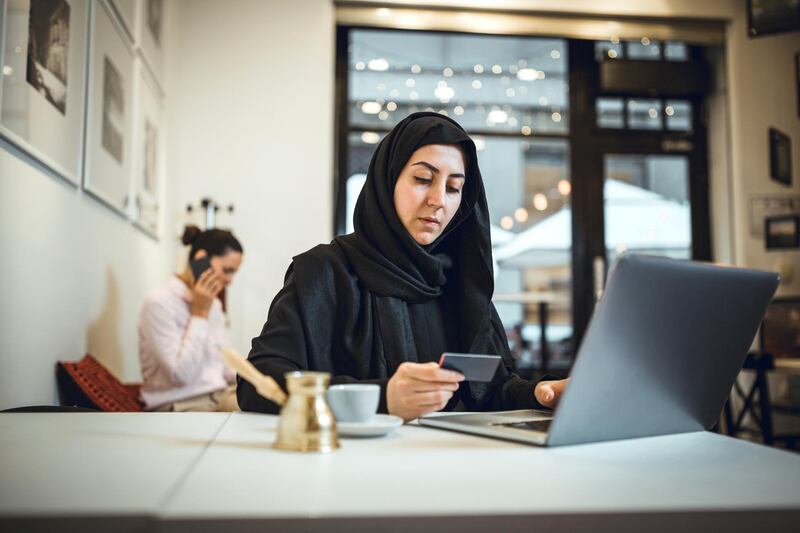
[336,414,403,438]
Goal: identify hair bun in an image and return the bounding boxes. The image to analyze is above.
[181,225,202,246]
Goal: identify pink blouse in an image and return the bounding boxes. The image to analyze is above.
[138,276,235,409]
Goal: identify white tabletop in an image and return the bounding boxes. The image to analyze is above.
[164,412,800,521]
[2,412,799,532]
[0,412,229,516]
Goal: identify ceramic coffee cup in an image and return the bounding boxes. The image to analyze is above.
[326,384,380,423]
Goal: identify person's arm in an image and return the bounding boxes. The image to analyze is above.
[140,299,215,386]
[238,270,306,413]
[462,305,563,412]
[239,267,401,415]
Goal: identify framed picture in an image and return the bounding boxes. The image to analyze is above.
[765,214,800,249]
[747,0,800,37]
[769,128,792,186]
[108,0,139,43]
[749,195,800,237]
[137,0,163,88]
[132,62,163,238]
[0,0,89,185]
[796,51,800,119]
[83,0,134,215]
[760,298,800,358]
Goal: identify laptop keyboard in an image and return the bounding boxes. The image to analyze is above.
[492,419,553,432]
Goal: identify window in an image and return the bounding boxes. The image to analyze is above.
[595,97,693,132]
[344,29,573,369]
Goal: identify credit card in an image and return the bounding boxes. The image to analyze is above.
[438,352,501,382]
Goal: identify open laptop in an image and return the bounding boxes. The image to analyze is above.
[419,254,780,446]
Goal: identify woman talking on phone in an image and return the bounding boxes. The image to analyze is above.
[239,112,568,421]
[138,226,244,411]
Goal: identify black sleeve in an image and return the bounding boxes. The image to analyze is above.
[238,267,391,414]
[237,268,308,414]
[461,305,555,412]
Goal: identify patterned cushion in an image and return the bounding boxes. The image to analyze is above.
[56,355,143,412]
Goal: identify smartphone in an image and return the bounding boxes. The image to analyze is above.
[438,353,501,382]
[190,256,212,280]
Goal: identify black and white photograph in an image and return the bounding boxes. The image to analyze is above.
[143,118,157,194]
[769,128,792,186]
[147,0,163,46]
[84,0,135,215]
[25,0,70,115]
[138,0,165,87]
[101,56,125,164]
[749,195,800,237]
[133,63,164,237]
[765,214,800,248]
[1,0,88,185]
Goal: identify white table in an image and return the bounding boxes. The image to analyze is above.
[0,412,230,532]
[2,412,799,532]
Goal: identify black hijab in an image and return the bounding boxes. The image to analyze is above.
[241,112,540,414]
[335,112,496,353]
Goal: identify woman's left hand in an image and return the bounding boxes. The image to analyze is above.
[534,378,570,408]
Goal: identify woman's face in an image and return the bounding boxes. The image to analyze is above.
[393,144,466,246]
[206,250,243,287]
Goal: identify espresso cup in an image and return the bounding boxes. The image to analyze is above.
[326,384,380,423]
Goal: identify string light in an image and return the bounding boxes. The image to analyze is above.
[361,101,381,114]
[533,193,548,211]
[368,58,389,71]
[361,132,380,144]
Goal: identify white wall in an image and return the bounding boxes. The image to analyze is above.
[0,0,182,409]
[170,0,334,356]
[725,10,800,295]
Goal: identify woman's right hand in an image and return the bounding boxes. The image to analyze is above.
[387,362,465,422]
[189,268,223,318]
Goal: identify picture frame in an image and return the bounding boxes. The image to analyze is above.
[132,61,163,238]
[108,0,139,44]
[769,128,792,186]
[764,214,800,249]
[83,0,135,215]
[796,51,800,119]
[749,195,800,238]
[137,0,163,89]
[0,0,89,186]
[747,0,800,38]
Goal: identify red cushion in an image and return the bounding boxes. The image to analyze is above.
[58,355,143,412]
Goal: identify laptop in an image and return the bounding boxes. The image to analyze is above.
[419,254,780,446]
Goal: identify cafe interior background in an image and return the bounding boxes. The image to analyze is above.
[0,0,799,444]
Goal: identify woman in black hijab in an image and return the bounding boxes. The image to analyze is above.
[238,112,568,420]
